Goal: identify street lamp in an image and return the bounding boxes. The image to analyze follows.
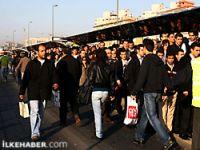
[52,4,58,41]
[12,30,16,49]
[117,0,119,25]
[28,21,32,46]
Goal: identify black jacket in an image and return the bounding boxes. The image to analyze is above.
[19,58,58,100]
[88,62,115,95]
[124,54,141,95]
[57,55,82,94]
[133,54,170,94]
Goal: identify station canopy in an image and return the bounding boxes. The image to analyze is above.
[61,7,200,44]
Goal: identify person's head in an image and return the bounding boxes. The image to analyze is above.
[128,41,134,50]
[37,44,46,60]
[80,50,86,58]
[156,50,164,60]
[83,45,89,52]
[167,33,175,45]
[160,33,168,41]
[166,53,174,65]
[175,33,183,46]
[190,42,200,58]
[119,48,127,60]
[111,48,117,60]
[95,49,107,62]
[71,47,79,56]
[162,39,170,51]
[153,39,158,50]
[175,49,185,61]
[99,41,105,49]
[91,45,96,52]
[46,53,52,60]
[136,44,145,57]
[123,40,129,49]
[188,31,198,42]
[143,39,154,54]
[105,48,112,60]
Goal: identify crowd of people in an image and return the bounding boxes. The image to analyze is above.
[1,30,200,150]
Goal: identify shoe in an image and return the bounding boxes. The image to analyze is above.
[74,115,81,127]
[31,136,40,142]
[179,133,189,140]
[133,138,144,145]
[163,140,180,150]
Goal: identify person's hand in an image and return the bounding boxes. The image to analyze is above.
[53,83,59,91]
[19,95,24,102]
[116,80,122,87]
[110,96,115,101]
[162,95,168,101]
[183,91,188,97]
[130,95,136,100]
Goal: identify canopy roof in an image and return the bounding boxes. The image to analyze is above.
[61,7,200,44]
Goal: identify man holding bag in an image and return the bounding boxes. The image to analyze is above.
[19,44,58,142]
[131,39,179,150]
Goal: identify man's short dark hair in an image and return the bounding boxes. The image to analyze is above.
[190,42,200,50]
[175,33,183,39]
[143,39,154,52]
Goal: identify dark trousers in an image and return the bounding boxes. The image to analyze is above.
[192,107,200,150]
[59,90,79,123]
[173,94,193,134]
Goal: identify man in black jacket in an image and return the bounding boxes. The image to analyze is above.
[57,48,82,126]
[19,44,59,142]
[132,39,177,149]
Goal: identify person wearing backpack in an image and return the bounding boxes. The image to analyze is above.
[88,50,115,139]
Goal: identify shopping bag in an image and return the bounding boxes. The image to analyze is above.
[124,96,138,125]
[52,90,60,107]
[19,102,30,118]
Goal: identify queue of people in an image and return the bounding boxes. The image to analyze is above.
[15,31,200,150]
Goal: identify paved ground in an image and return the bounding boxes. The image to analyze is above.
[0,76,192,150]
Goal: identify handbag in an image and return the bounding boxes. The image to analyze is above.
[124,96,138,125]
[19,102,30,118]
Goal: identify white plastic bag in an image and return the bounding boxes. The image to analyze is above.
[19,102,30,118]
[124,96,138,125]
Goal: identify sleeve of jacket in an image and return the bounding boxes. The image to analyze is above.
[131,58,149,95]
[88,63,96,86]
[109,67,115,96]
[19,61,31,95]
[51,61,59,85]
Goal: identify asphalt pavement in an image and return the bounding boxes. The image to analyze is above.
[0,76,192,150]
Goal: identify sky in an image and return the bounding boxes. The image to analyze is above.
[0,0,200,45]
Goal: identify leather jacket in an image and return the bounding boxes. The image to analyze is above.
[88,62,115,95]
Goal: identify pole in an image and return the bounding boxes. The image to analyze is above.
[52,4,58,41]
[28,21,32,46]
[12,30,16,49]
[117,0,119,25]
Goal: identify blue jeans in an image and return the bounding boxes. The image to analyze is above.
[29,100,46,138]
[135,93,170,145]
[92,91,108,138]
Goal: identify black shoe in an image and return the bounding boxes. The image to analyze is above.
[133,138,144,145]
[179,133,189,140]
[163,140,180,150]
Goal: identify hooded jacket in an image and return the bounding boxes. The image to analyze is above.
[133,54,169,95]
